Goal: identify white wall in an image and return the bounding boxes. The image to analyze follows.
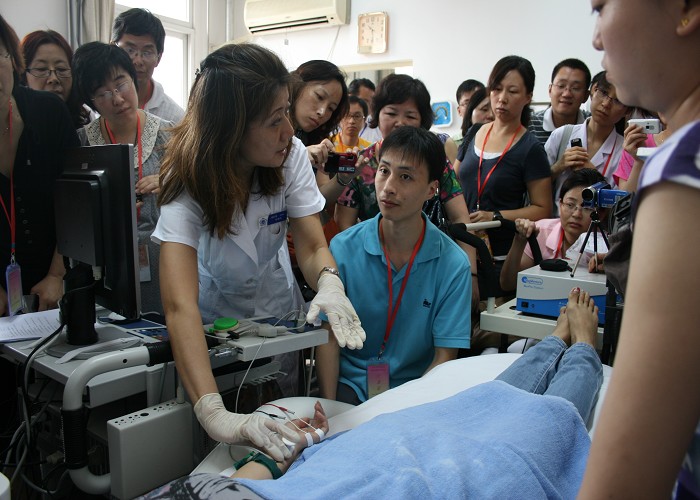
[2,0,69,40]
[233,0,602,135]
[2,0,602,136]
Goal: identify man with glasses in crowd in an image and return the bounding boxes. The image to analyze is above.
[111,8,184,123]
[529,58,592,145]
[331,96,372,153]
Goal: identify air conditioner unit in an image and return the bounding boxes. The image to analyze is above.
[244,0,348,35]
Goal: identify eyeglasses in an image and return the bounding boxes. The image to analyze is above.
[458,101,469,109]
[120,46,158,62]
[560,200,594,215]
[26,67,72,79]
[92,79,134,103]
[344,113,365,122]
[552,82,585,95]
[594,87,625,107]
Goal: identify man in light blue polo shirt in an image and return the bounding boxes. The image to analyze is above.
[316,126,472,404]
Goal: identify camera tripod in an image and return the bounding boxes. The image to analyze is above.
[570,208,610,278]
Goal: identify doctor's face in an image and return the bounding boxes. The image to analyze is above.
[239,86,295,170]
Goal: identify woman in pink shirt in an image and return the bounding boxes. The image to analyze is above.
[500,168,606,291]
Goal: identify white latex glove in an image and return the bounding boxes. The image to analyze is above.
[306,273,366,349]
[194,393,300,462]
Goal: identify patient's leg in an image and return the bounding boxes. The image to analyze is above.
[494,306,570,395]
[543,289,603,422]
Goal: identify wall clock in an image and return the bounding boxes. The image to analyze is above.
[357,12,388,54]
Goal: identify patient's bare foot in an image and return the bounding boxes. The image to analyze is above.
[551,306,571,345]
[566,288,599,347]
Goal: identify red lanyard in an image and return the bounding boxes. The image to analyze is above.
[378,217,426,358]
[476,123,522,210]
[138,80,152,110]
[600,134,617,177]
[105,113,142,181]
[555,228,564,259]
[0,100,15,261]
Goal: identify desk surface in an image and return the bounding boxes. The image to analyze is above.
[480,299,604,349]
[1,318,328,407]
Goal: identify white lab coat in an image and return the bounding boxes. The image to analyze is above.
[152,137,325,323]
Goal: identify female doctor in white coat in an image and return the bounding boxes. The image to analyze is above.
[152,43,366,462]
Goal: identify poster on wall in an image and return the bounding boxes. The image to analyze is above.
[431,101,452,127]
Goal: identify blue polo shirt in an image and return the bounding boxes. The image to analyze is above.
[329,213,472,401]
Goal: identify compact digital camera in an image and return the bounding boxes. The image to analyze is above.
[325,152,357,174]
[628,118,662,135]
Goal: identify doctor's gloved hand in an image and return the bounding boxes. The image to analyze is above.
[307,273,366,349]
[193,393,300,462]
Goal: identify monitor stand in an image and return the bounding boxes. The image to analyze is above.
[45,324,141,360]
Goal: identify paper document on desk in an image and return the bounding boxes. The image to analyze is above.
[0,310,61,343]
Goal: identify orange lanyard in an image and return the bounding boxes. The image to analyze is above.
[105,113,142,181]
[378,218,426,358]
[0,100,16,261]
[476,123,522,210]
[105,114,143,218]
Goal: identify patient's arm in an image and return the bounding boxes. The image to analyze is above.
[316,322,340,400]
[231,402,329,479]
[424,347,458,375]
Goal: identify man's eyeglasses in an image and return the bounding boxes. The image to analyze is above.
[92,79,133,103]
[344,113,365,122]
[594,87,625,107]
[560,200,594,215]
[120,46,158,62]
[552,82,585,95]
[26,67,72,79]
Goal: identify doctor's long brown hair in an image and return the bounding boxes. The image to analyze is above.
[158,43,288,238]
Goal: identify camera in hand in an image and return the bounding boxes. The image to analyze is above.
[628,118,662,134]
[570,138,583,148]
[582,181,628,209]
[325,152,357,174]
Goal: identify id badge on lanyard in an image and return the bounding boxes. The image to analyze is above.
[367,358,390,399]
[6,260,24,315]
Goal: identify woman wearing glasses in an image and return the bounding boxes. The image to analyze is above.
[72,41,172,315]
[20,30,90,129]
[500,168,607,292]
[0,16,79,315]
[546,71,629,214]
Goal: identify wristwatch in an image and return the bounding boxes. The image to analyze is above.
[492,210,502,221]
[318,266,340,279]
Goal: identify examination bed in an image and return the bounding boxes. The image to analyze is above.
[193,352,613,475]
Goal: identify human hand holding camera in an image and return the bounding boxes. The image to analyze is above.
[623,123,648,161]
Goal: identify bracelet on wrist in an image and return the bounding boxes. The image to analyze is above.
[336,174,353,187]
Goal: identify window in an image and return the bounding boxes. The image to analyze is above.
[115,0,205,109]
[117,0,189,22]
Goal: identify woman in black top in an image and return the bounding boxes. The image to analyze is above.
[0,15,79,315]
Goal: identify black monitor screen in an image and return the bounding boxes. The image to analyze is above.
[55,144,140,343]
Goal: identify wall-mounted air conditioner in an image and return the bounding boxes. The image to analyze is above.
[244,0,348,35]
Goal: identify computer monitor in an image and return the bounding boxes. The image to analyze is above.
[53,144,141,349]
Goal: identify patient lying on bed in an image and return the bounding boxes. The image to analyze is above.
[143,288,602,499]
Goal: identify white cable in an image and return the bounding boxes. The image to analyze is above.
[234,338,266,413]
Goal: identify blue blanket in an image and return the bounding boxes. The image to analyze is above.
[238,381,591,499]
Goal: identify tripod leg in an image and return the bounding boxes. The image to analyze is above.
[571,220,595,277]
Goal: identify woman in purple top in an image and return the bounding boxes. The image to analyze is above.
[580,1,700,498]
